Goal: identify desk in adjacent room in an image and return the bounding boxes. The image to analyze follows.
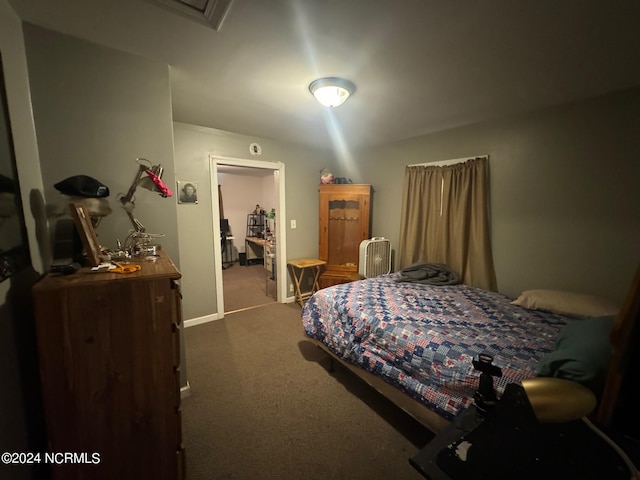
[245,236,273,264]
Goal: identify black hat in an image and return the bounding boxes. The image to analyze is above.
[54,175,109,198]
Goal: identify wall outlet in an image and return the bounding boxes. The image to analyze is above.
[289,284,294,292]
[290,219,297,229]
[307,276,313,287]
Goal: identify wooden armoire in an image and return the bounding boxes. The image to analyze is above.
[318,184,372,288]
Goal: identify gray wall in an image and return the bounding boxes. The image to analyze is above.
[351,87,640,305]
[172,122,333,320]
[12,20,339,360]
[0,5,44,270]
[17,20,640,315]
[23,22,179,264]
[21,23,188,392]
[1,2,46,479]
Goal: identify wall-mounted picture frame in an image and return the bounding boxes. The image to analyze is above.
[177,180,198,204]
[68,202,102,266]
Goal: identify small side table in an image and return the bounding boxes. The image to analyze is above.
[287,259,326,307]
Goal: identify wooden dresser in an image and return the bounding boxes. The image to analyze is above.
[32,251,185,480]
[318,184,372,288]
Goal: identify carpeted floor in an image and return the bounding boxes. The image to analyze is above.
[181,302,434,479]
[222,262,276,313]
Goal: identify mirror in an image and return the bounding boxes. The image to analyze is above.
[0,54,30,282]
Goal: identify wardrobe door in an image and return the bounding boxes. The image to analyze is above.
[318,184,371,288]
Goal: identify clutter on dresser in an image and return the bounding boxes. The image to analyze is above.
[68,201,103,266]
[319,167,334,184]
[49,258,81,275]
[319,167,353,184]
[54,174,112,228]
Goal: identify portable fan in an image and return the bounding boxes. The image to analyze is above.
[359,237,392,278]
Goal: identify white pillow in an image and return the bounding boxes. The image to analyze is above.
[511,289,619,317]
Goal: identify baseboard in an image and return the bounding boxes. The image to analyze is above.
[184,313,220,328]
[180,381,191,399]
[185,299,300,327]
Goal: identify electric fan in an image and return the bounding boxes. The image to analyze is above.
[359,237,391,278]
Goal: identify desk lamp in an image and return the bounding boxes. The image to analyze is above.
[118,158,172,256]
[119,158,172,233]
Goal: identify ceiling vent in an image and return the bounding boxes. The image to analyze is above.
[148,0,233,30]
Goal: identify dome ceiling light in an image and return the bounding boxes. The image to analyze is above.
[309,77,356,107]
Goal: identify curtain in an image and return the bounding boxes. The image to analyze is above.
[397,157,497,291]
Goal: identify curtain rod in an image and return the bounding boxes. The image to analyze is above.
[408,154,489,167]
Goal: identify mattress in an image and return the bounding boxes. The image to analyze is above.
[301,274,571,421]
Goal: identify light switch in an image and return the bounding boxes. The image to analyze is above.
[290,219,297,229]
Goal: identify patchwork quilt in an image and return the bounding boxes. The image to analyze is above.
[301,274,570,421]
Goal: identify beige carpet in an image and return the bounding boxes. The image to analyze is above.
[182,302,433,479]
[222,262,276,313]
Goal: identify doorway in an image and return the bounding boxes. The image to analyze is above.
[209,156,286,317]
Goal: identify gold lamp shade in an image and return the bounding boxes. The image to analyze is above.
[522,377,597,423]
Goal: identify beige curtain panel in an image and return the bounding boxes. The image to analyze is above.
[397,157,497,291]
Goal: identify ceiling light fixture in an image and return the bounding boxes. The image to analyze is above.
[309,77,356,108]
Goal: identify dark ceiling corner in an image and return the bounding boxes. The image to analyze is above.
[147,0,233,30]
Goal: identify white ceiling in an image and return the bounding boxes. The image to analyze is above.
[9,0,640,151]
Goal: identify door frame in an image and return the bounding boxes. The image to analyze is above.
[209,155,287,317]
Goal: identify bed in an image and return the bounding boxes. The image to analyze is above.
[301,264,638,434]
